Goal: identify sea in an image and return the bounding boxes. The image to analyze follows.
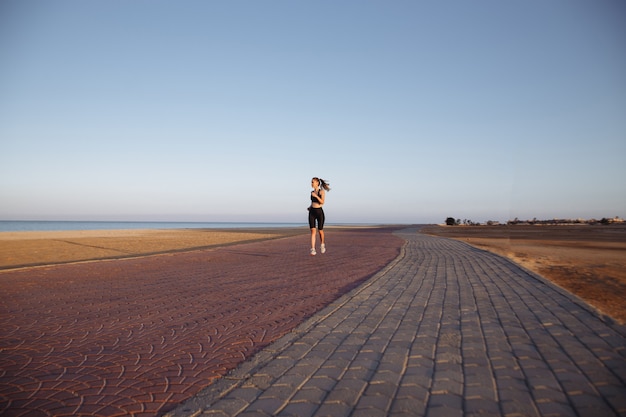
[0,221,307,233]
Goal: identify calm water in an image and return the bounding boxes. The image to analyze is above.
[0,221,307,232]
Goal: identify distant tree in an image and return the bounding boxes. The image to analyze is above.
[445,217,456,226]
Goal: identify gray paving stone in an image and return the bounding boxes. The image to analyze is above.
[290,387,327,404]
[200,410,231,416]
[534,401,576,417]
[227,387,263,404]
[257,385,298,401]
[354,393,391,411]
[245,397,283,415]
[278,402,319,417]
[203,397,249,416]
[463,398,501,416]
[306,376,336,393]
[389,397,427,416]
[324,379,367,405]
[311,366,343,382]
[313,403,352,417]
[237,410,271,417]
[363,380,397,398]
[167,228,626,417]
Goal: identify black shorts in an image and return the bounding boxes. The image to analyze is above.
[308,207,325,230]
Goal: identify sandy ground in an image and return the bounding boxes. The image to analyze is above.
[0,227,306,270]
[421,224,626,324]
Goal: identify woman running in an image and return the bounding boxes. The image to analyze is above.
[308,177,330,256]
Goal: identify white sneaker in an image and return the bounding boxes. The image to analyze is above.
[310,248,317,256]
[320,244,326,254]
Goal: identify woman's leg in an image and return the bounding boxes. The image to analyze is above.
[310,228,317,249]
[309,209,317,252]
[318,209,326,251]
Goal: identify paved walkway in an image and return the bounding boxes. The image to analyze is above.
[167,228,626,417]
[0,228,403,417]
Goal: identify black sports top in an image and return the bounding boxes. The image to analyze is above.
[311,189,322,203]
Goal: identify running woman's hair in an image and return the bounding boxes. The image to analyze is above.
[314,177,331,191]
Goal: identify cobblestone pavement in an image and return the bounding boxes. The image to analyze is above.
[167,229,626,417]
[0,228,403,417]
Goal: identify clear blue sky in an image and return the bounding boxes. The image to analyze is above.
[1,1,624,224]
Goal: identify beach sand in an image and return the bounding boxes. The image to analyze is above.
[421,224,626,323]
[0,227,305,269]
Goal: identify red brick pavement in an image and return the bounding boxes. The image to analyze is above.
[0,227,404,416]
